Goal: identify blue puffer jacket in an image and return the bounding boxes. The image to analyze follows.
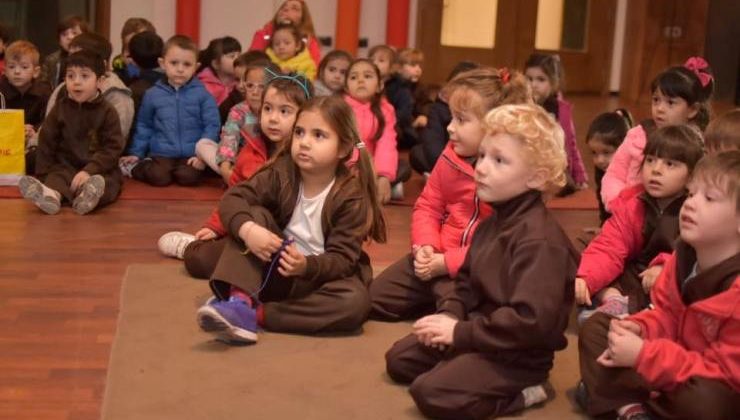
[128,77,220,159]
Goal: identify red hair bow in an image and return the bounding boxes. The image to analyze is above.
[684,57,712,87]
[500,67,511,84]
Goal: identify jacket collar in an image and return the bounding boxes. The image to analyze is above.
[676,240,740,305]
[440,142,475,178]
[490,189,542,224]
[0,76,50,101]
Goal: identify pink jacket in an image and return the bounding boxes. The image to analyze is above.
[577,184,671,295]
[558,97,588,186]
[601,125,647,209]
[629,250,740,392]
[412,143,494,278]
[344,95,398,181]
[249,22,321,67]
[197,67,235,106]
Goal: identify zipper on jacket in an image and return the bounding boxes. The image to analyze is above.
[175,87,182,157]
[460,194,480,246]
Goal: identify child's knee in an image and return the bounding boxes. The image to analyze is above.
[173,166,202,186]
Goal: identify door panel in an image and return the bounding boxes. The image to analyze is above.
[416,0,617,94]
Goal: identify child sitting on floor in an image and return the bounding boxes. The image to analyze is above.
[195,95,386,344]
[370,67,530,321]
[385,103,579,419]
[575,125,705,323]
[265,23,316,80]
[577,151,740,420]
[704,108,740,154]
[119,35,220,187]
[313,49,352,97]
[18,51,124,215]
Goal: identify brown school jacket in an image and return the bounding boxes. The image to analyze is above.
[218,153,370,287]
[36,90,124,177]
[438,190,579,364]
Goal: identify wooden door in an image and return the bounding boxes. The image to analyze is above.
[416,0,617,94]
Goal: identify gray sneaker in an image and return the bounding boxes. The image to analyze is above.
[18,176,61,215]
[72,175,105,215]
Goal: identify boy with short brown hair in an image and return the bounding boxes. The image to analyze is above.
[18,51,124,215]
[578,151,740,420]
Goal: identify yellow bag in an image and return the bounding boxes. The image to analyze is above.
[0,92,26,186]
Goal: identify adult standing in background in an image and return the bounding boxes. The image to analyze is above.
[249,0,321,66]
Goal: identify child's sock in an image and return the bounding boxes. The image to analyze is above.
[521,384,548,407]
[617,403,650,420]
[596,295,629,317]
[229,286,253,307]
[256,305,265,327]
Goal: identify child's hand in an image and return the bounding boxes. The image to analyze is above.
[24,124,36,141]
[575,277,592,306]
[187,156,206,170]
[576,182,589,190]
[412,115,428,128]
[596,320,644,368]
[413,314,458,346]
[70,170,91,193]
[119,155,139,165]
[413,245,434,264]
[415,252,447,280]
[278,243,307,277]
[219,162,234,185]
[376,176,391,204]
[194,227,217,240]
[239,221,282,262]
[639,265,663,294]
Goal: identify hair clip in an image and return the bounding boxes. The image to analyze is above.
[356,141,366,149]
[684,57,712,88]
[499,67,511,84]
[264,67,312,99]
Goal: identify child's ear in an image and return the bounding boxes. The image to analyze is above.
[525,167,548,191]
[158,57,165,68]
[32,66,41,79]
[687,103,700,120]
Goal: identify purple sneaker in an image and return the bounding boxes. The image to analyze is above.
[196,297,258,344]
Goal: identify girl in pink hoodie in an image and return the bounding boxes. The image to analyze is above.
[196,36,242,105]
[343,58,407,204]
[525,53,588,194]
[369,67,531,321]
[601,57,714,209]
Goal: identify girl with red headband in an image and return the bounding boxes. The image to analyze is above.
[601,57,714,210]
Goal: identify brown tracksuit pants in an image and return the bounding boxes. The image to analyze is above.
[385,333,551,419]
[208,213,371,334]
[369,253,456,321]
[132,157,203,187]
[579,312,740,419]
[42,165,122,208]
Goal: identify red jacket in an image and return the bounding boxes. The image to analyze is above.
[629,245,740,392]
[202,136,270,235]
[411,143,493,277]
[249,22,321,67]
[578,184,672,295]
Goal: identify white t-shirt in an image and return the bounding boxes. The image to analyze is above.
[283,179,336,255]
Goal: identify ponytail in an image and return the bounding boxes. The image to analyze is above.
[354,144,387,243]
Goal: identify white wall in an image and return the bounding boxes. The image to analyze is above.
[109,0,175,55]
[109,0,411,58]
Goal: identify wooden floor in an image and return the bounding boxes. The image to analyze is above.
[0,94,711,419]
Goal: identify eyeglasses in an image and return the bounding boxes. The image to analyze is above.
[244,82,265,91]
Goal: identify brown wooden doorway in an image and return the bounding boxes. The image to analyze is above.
[416,0,617,94]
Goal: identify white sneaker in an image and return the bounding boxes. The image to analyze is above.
[390,183,405,201]
[158,231,196,259]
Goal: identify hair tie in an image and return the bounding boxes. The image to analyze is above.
[499,67,510,84]
[684,57,712,88]
[264,67,311,99]
[356,141,366,149]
